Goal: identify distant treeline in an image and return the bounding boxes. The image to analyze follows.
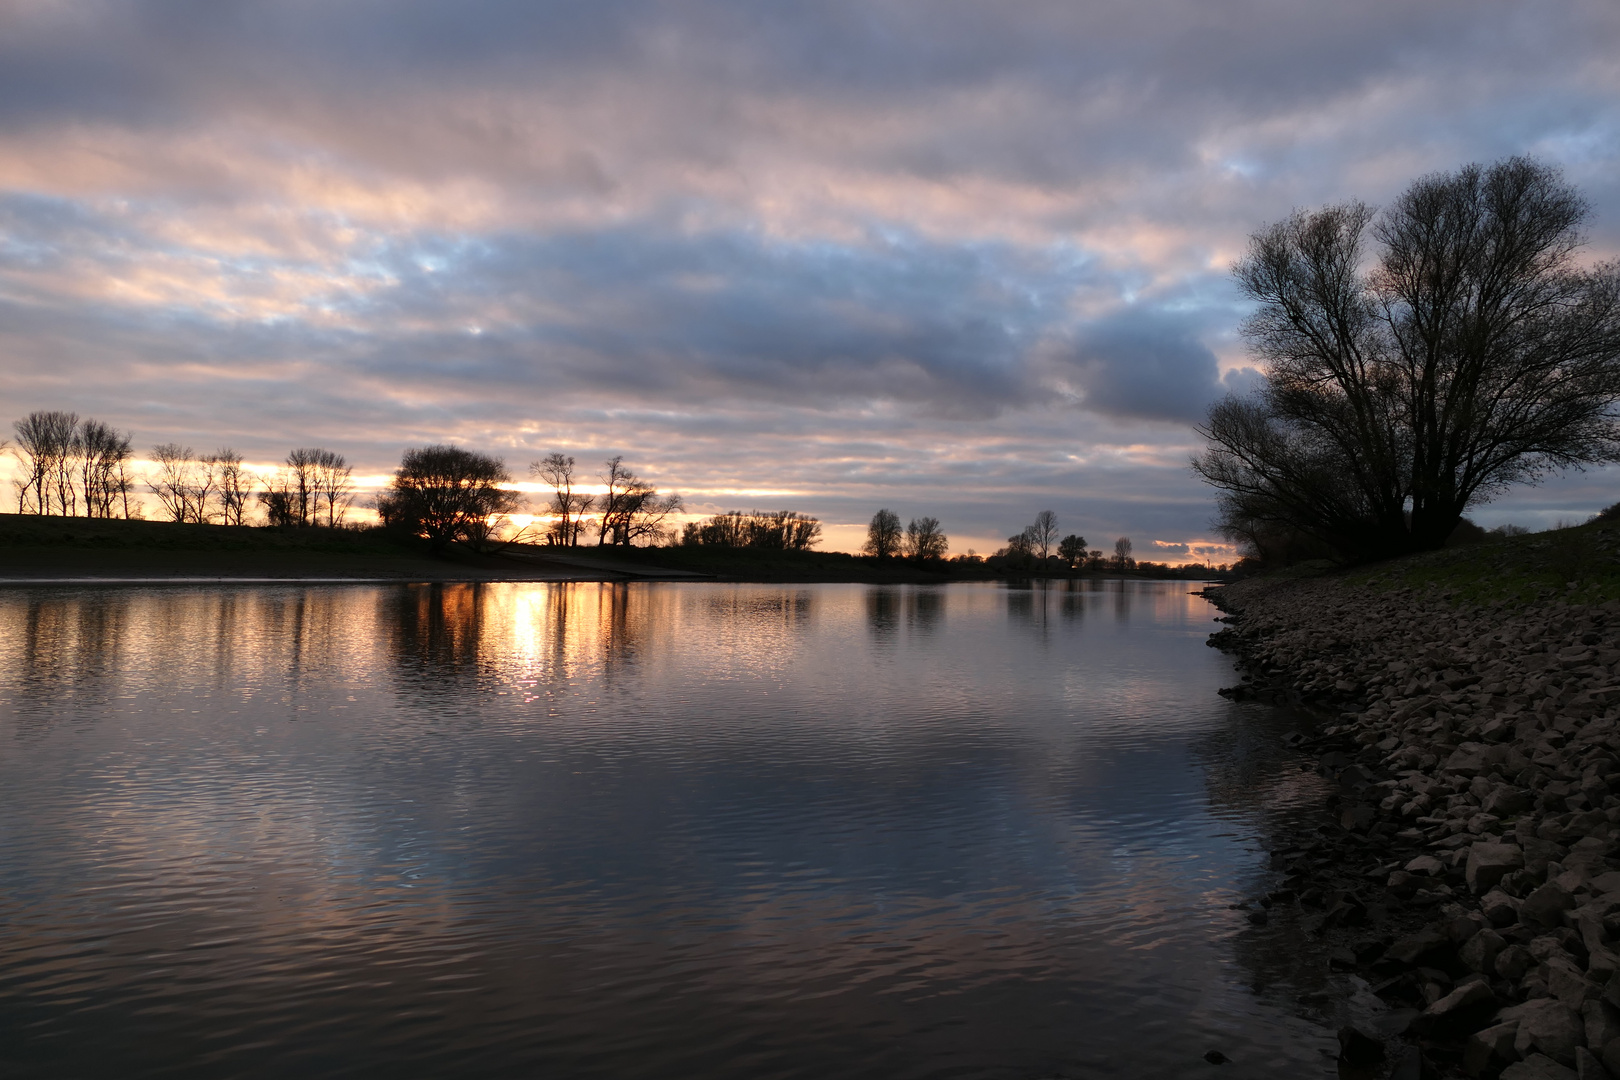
[7,411,1222,574]
[7,410,353,528]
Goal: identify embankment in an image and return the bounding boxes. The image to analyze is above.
[1209,527,1620,1078]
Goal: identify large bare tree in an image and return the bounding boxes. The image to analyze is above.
[13,410,79,515]
[1195,157,1620,560]
[531,452,594,546]
[594,456,682,546]
[209,449,250,526]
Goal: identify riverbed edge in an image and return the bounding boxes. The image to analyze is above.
[1205,572,1620,1079]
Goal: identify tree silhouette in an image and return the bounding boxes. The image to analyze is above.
[864,508,902,558]
[377,444,522,551]
[1196,157,1620,560]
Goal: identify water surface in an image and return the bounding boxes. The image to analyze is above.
[0,580,1335,1078]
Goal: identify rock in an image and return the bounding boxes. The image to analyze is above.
[1408,854,1446,876]
[1486,888,1526,926]
[1501,944,1537,981]
[1524,883,1580,929]
[1471,842,1528,893]
[1417,979,1497,1034]
[1462,928,1508,973]
[1547,956,1599,1006]
[1576,1045,1612,1080]
[1388,925,1453,966]
[1605,1036,1620,1077]
[1337,1026,1385,1068]
[1585,1001,1620,1058]
[1203,1049,1228,1064]
[1509,998,1586,1067]
[1502,1053,1578,1079]
[1466,1021,1521,1076]
[1489,786,1535,816]
[1446,742,1497,777]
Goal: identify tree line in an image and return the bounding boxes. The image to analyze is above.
[7,421,1208,575]
[7,410,355,528]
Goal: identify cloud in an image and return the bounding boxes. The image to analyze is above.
[1,0,1618,555]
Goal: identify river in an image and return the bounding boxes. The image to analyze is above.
[0,579,1341,1078]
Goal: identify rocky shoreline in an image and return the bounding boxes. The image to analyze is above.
[1208,573,1620,1080]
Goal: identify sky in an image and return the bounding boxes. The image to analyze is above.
[2,0,1619,558]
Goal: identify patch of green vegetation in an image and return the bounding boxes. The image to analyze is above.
[1338,520,1620,607]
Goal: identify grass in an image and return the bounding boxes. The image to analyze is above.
[1332,518,1620,606]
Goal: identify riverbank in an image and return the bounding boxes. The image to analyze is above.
[0,513,1228,585]
[1208,520,1620,1078]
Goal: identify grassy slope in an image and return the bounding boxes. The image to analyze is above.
[1290,518,1620,605]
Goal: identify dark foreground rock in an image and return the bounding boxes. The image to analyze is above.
[1208,574,1620,1079]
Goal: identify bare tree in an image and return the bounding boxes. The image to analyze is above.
[864,508,902,558]
[308,449,354,527]
[904,516,948,560]
[531,452,594,546]
[282,448,319,526]
[78,421,134,519]
[1195,157,1620,560]
[147,444,204,522]
[594,456,682,546]
[1113,536,1134,569]
[13,410,80,515]
[1029,510,1059,560]
[377,444,523,552]
[209,449,250,526]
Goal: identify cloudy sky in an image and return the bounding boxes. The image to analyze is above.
[2,0,1618,556]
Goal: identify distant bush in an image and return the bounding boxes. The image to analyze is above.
[682,510,822,550]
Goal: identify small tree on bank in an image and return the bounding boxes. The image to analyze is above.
[377,444,522,552]
[1057,534,1088,568]
[1194,157,1620,561]
[864,508,902,558]
[904,516,948,561]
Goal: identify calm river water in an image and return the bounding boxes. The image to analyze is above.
[0,580,1341,1078]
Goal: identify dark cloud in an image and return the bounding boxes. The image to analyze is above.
[1059,309,1224,423]
[0,0,1617,553]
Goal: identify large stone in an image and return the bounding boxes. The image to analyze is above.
[1471,843,1528,893]
[1462,929,1508,973]
[1509,998,1586,1067]
[1501,1052,1578,1079]
[1446,742,1499,777]
[1488,786,1535,816]
[1547,957,1600,1006]
[1500,944,1537,981]
[1417,979,1497,1033]
[1524,883,1580,930]
[1387,925,1453,966]
[1407,854,1445,876]
[1486,888,1526,927]
[1584,1001,1620,1058]
[1574,1046,1610,1080]
[1466,1021,1521,1076]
